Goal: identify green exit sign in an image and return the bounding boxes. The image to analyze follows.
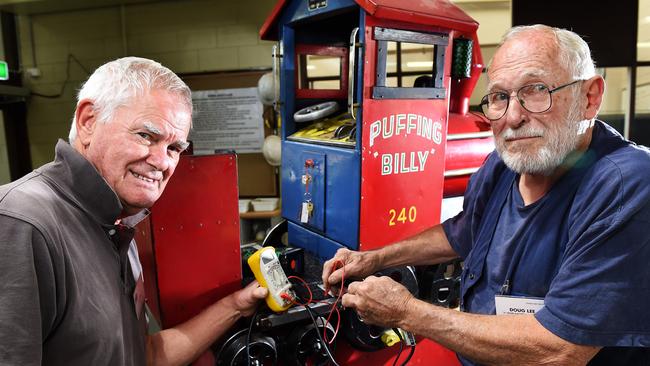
[0,61,8,80]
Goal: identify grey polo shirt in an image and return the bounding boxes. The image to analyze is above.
[0,140,147,366]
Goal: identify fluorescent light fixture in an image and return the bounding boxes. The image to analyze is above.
[406,61,434,68]
[306,65,316,70]
[638,42,650,48]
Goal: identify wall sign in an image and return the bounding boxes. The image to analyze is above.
[190,87,264,154]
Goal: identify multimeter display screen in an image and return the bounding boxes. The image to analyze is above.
[262,255,274,265]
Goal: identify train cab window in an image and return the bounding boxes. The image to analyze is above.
[298,54,342,90]
[373,27,448,99]
[295,44,348,99]
[385,42,436,88]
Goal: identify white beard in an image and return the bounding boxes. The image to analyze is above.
[495,101,589,176]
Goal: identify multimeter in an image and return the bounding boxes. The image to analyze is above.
[247,246,296,312]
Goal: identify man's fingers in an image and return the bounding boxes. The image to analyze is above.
[323,257,347,292]
[322,249,352,291]
[346,280,361,294]
[327,267,344,287]
[341,293,358,309]
[253,286,268,299]
[242,281,268,300]
[328,284,343,297]
[321,259,335,288]
[245,280,260,289]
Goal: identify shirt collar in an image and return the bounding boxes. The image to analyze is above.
[119,209,150,228]
[37,139,150,227]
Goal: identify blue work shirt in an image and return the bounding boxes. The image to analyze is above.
[443,121,650,365]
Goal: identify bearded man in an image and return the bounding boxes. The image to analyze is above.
[321,25,650,365]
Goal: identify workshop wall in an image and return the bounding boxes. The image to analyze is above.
[451,2,510,106]
[0,114,9,184]
[17,0,276,168]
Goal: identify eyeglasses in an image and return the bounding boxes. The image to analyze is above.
[479,80,582,121]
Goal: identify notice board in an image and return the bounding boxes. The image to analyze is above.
[191,88,265,154]
[181,71,278,197]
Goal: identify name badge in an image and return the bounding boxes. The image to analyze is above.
[495,295,544,315]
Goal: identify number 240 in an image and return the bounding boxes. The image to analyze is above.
[389,206,417,226]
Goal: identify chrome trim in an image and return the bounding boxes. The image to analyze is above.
[444,167,480,177]
[446,131,493,141]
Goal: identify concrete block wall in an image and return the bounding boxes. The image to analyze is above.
[452,4,510,106]
[17,0,276,168]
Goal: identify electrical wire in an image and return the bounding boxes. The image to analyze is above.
[287,275,313,306]
[304,304,341,366]
[281,280,343,345]
[329,260,412,365]
[323,260,344,344]
[319,299,341,345]
[286,261,345,345]
[283,277,342,365]
[283,281,342,346]
[276,260,412,365]
[401,341,416,366]
[391,328,404,366]
[31,54,90,99]
[288,260,412,365]
[245,308,260,366]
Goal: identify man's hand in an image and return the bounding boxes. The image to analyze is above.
[146,281,268,366]
[321,248,381,294]
[341,276,414,329]
[228,281,268,317]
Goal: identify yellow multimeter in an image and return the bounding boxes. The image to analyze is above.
[247,246,296,312]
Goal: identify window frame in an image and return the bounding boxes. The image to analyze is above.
[294,44,349,99]
[373,26,448,100]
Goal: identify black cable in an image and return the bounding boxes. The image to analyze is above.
[391,328,404,366]
[401,342,416,366]
[31,54,91,99]
[303,304,340,366]
[245,308,259,366]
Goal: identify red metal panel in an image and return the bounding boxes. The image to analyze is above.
[356,0,478,32]
[336,337,460,365]
[444,137,494,197]
[447,112,490,136]
[259,0,288,40]
[357,17,459,365]
[150,154,242,328]
[360,97,448,249]
[359,16,449,251]
[444,113,495,197]
[260,0,478,40]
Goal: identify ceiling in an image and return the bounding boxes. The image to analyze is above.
[452,0,510,11]
[0,0,644,47]
[0,0,511,16]
[0,0,161,15]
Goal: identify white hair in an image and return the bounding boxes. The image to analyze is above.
[69,57,192,142]
[499,24,597,81]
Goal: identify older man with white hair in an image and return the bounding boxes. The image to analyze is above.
[0,57,267,366]
[322,25,650,365]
